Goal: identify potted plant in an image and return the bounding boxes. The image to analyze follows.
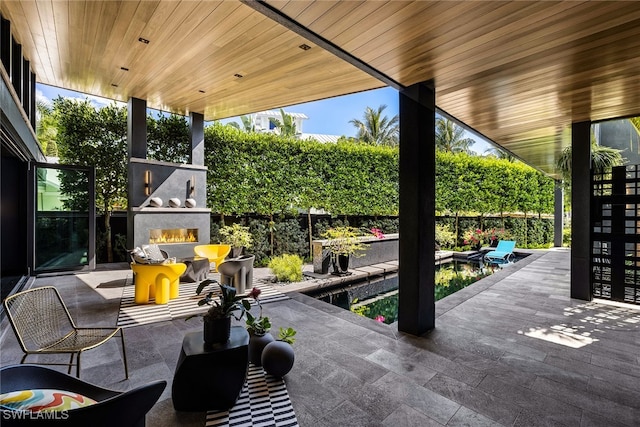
[186,279,251,345]
[220,223,253,258]
[261,327,296,377]
[245,287,274,365]
[322,226,366,276]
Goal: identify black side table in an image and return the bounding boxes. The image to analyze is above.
[172,327,249,411]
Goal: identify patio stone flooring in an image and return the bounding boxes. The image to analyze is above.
[2,248,639,426]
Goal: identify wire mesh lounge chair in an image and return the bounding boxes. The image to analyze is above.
[3,286,129,379]
[483,240,516,264]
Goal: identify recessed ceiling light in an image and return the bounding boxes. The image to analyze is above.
[120,67,129,71]
[234,73,243,78]
[138,37,150,44]
[111,84,118,87]
[199,90,205,93]
[299,44,311,51]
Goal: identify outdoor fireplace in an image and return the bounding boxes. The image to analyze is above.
[127,104,210,259]
[128,158,210,258]
[149,228,198,244]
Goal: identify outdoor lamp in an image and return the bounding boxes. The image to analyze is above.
[144,170,152,196]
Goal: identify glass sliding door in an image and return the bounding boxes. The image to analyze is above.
[33,163,95,274]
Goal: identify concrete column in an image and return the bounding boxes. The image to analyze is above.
[554,180,563,247]
[190,112,204,166]
[398,81,436,335]
[570,121,592,301]
[127,97,147,159]
[127,97,147,249]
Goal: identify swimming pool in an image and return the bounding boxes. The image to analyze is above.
[308,255,527,324]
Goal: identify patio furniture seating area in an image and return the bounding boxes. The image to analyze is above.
[3,286,129,379]
[0,364,165,427]
[483,240,516,264]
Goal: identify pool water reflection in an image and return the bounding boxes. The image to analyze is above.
[309,256,525,324]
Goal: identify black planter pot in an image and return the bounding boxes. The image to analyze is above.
[331,253,352,276]
[248,332,274,366]
[231,246,244,258]
[261,341,295,378]
[203,316,231,345]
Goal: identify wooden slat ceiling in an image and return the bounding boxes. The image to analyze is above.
[2,1,640,177]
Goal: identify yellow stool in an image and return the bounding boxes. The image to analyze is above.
[193,244,231,272]
[130,263,187,304]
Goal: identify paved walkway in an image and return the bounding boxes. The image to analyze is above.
[2,248,639,426]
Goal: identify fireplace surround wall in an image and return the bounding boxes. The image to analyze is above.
[129,158,210,259]
[127,100,210,259]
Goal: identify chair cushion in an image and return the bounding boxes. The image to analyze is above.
[142,244,167,263]
[0,389,97,412]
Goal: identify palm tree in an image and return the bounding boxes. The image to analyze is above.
[484,146,516,162]
[556,137,624,182]
[435,117,475,153]
[630,117,640,136]
[228,115,255,132]
[36,99,58,156]
[349,104,399,146]
[239,115,255,132]
[269,108,297,137]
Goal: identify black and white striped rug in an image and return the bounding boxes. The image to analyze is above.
[206,364,299,427]
[117,280,289,328]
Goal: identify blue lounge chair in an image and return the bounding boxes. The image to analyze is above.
[484,240,516,264]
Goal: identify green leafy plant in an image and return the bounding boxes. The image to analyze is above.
[186,279,251,321]
[268,254,303,282]
[219,223,253,249]
[245,287,271,335]
[277,327,296,345]
[435,223,456,249]
[322,226,367,256]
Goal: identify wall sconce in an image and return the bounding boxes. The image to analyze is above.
[144,170,152,196]
[190,175,196,197]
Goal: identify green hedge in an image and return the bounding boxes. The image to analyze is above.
[204,124,398,217]
[204,124,554,218]
[203,123,557,261]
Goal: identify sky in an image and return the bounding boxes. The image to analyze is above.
[37,84,492,153]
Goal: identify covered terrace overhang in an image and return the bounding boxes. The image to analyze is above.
[2,0,640,334]
[4,0,640,176]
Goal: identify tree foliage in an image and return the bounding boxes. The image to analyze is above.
[556,140,624,183]
[349,104,399,146]
[146,113,190,163]
[268,108,298,137]
[54,97,128,262]
[435,117,476,153]
[36,100,58,156]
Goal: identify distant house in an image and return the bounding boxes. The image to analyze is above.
[252,110,341,143]
[253,110,308,134]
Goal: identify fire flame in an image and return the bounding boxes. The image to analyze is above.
[149,229,197,244]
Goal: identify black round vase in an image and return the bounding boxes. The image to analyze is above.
[261,341,295,378]
[203,316,231,345]
[248,332,274,366]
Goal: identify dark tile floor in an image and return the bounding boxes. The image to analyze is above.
[2,249,639,426]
